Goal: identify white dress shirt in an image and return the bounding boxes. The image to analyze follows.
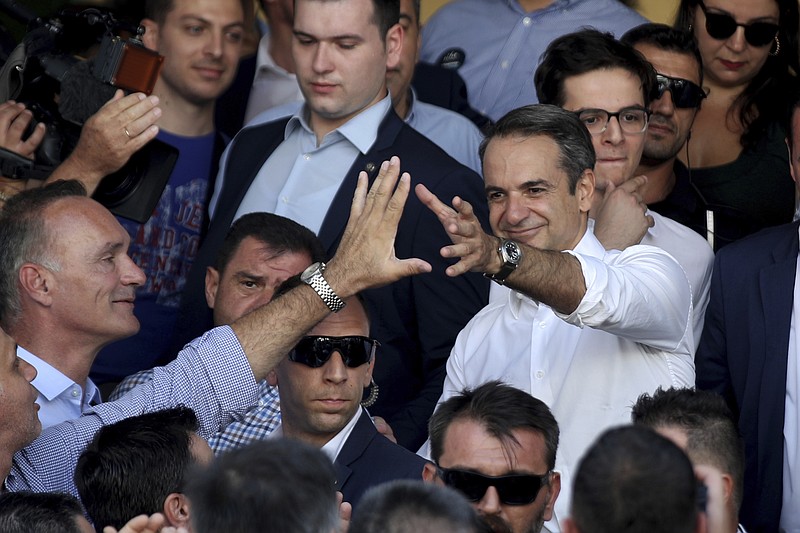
[435,223,694,531]
[244,29,304,123]
[17,346,101,430]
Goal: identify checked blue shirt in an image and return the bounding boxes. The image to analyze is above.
[112,367,281,454]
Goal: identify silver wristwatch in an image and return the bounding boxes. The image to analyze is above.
[301,262,346,312]
[485,238,523,285]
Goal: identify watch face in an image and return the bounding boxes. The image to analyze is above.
[301,261,323,282]
[503,241,521,263]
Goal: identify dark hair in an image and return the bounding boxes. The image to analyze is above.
[571,426,697,533]
[145,0,251,25]
[0,492,85,533]
[297,0,399,41]
[674,0,800,149]
[216,212,325,274]
[185,438,339,533]
[479,104,596,194]
[75,406,200,531]
[0,180,86,328]
[620,23,704,87]
[534,29,657,109]
[349,480,482,533]
[631,387,744,510]
[428,381,559,470]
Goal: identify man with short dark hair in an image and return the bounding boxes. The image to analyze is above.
[183,0,489,450]
[268,281,427,508]
[422,381,560,533]
[185,439,340,533]
[620,23,711,247]
[416,104,693,529]
[75,407,213,532]
[563,426,698,533]
[631,387,744,533]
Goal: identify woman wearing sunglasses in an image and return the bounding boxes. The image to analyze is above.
[674,0,800,248]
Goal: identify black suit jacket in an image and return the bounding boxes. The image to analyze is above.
[175,109,490,450]
[696,220,799,533]
[335,410,429,508]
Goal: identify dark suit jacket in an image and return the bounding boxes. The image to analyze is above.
[696,220,799,533]
[335,410,429,508]
[175,109,490,450]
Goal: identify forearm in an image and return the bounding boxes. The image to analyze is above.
[500,245,587,314]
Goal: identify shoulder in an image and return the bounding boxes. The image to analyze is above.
[716,221,799,266]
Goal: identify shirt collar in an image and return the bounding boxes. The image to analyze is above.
[506,221,600,317]
[16,346,76,401]
[254,29,292,76]
[285,94,392,153]
[403,88,419,125]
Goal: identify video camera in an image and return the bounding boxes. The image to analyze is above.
[0,3,178,223]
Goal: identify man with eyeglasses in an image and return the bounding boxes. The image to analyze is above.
[267,279,428,509]
[416,104,693,532]
[620,24,712,245]
[422,381,560,533]
[535,28,713,348]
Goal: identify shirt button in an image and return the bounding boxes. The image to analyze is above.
[535,370,545,379]
[303,153,311,160]
[539,322,546,329]
[71,389,79,398]
[523,17,532,26]
[281,196,288,203]
[501,60,509,69]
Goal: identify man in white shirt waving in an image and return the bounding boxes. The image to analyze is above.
[417,104,694,532]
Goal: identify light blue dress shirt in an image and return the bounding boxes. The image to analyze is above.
[17,346,101,430]
[420,0,647,121]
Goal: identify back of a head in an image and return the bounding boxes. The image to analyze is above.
[571,426,697,533]
[185,438,339,533]
[349,480,482,533]
[0,491,85,533]
[631,387,744,510]
[75,406,199,531]
[534,28,656,108]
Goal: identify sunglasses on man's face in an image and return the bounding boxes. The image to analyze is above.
[654,74,707,109]
[288,335,379,368]
[438,467,550,506]
[698,0,779,47]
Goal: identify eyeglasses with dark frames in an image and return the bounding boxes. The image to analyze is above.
[573,106,650,135]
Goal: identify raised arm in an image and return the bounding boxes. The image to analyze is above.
[234,157,432,380]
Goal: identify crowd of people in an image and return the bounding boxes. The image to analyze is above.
[0,0,797,532]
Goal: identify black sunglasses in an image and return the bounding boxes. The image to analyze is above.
[654,74,707,109]
[698,0,779,47]
[288,335,379,368]
[438,467,550,506]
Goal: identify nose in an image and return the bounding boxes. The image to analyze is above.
[204,30,224,58]
[122,256,146,287]
[601,116,624,145]
[312,43,334,73]
[651,91,675,116]
[476,485,502,516]
[727,25,747,52]
[323,351,348,383]
[503,194,529,227]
